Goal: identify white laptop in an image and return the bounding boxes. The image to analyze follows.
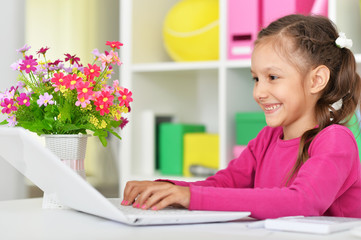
[0,127,250,226]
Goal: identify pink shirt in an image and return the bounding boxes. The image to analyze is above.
[166,125,361,219]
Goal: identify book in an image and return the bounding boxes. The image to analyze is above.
[264,216,361,234]
[140,110,175,175]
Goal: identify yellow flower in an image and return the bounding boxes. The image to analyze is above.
[59,85,68,93]
[80,103,92,111]
[89,115,99,127]
[121,106,129,113]
[77,72,86,80]
[100,120,107,129]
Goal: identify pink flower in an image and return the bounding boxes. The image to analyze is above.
[65,73,82,90]
[10,59,22,71]
[84,64,101,81]
[64,53,80,65]
[106,41,123,49]
[120,117,129,129]
[118,88,133,107]
[113,80,123,92]
[16,44,31,54]
[17,93,30,106]
[98,91,114,105]
[1,98,17,114]
[37,93,54,107]
[94,90,114,115]
[94,100,110,116]
[109,50,122,66]
[51,72,65,86]
[37,47,49,56]
[20,58,38,73]
[99,53,113,67]
[6,115,17,127]
[76,81,94,100]
[92,48,100,58]
[75,97,91,108]
[16,81,25,89]
[51,72,70,92]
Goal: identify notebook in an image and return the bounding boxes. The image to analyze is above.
[0,127,250,226]
[265,216,361,234]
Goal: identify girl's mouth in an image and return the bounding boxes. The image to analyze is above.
[264,104,281,112]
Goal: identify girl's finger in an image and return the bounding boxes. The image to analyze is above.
[122,181,143,205]
[142,188,172,210]
[150,194,178,211]
[134,183,171,208]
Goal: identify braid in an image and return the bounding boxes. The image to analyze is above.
[256,14,361,185]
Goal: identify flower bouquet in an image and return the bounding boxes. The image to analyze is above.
[0,41,132,147]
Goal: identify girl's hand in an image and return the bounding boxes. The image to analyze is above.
[121,181,190,210]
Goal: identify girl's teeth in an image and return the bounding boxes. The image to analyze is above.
[265,105,279,110]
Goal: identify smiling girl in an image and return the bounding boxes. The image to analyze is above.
[121,14,361,219]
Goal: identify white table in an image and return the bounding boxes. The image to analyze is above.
[0,198,360,240]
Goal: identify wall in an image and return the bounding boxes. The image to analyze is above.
[0,0,121,200]
[0,0,27,200]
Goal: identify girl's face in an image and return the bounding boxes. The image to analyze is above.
[251,41,317,140]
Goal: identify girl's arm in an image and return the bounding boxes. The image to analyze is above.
[121,147,257,210]
[122,127,267,210]
[187,126,361,219]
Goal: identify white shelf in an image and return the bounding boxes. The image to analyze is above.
[131,59,252,72]
[226,59,252,69]
[132,61,220,72]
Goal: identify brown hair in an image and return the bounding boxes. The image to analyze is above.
[255,14,361,184]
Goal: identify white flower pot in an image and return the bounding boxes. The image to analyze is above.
[42,134,90,209]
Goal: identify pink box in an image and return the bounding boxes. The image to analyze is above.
[227,0,262,60]
[233,145,247,159]
[227,0,328,60]
[262,0,321,28]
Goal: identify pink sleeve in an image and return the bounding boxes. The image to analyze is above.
[188,127,360,219]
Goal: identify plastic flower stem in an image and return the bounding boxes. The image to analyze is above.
[96,65,109,85]
[29,71,43,91]
[20,72,36,90]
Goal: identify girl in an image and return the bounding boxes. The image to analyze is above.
[121,14,361,219]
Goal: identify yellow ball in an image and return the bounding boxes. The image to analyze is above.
[163,0,219,62]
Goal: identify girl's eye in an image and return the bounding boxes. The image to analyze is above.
[270,75,278,80]
[252,77,259,82]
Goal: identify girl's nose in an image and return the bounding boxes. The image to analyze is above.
[253,81,268,100]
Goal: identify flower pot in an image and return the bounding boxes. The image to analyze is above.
[42,134,90,209]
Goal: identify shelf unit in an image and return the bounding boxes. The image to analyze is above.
[117,0,361,195]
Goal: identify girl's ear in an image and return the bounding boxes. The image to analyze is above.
[309,65,330,94]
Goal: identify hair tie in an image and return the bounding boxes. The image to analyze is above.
[335,32,353,49]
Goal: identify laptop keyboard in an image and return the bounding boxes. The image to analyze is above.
[108,198,200,215]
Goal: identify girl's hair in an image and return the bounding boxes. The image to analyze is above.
[255,14,361,184]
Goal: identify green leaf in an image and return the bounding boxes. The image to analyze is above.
[0,119,7,125]
[59,101,73,122]
[98,135,107,147]
[108,128,122,141]
[93,130,108,147]
[110,120,121,128]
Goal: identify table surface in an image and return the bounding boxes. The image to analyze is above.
[1,198,361,240]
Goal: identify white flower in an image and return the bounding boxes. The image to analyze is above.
[335,32,353,49]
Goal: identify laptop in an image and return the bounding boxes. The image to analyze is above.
[0,127,250,226]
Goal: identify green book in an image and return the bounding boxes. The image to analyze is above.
[348,113,361,159]
[159,123,205,175]
[235,112,267,145]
